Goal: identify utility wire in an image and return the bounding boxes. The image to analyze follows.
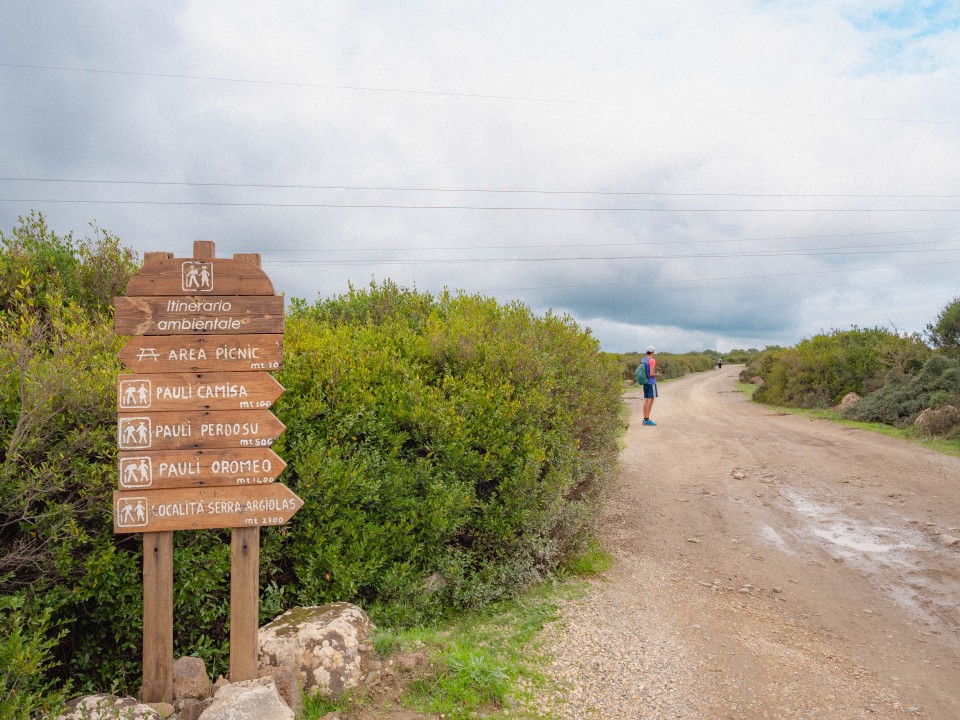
[263,244,960,266]
[1,61,956,125]
[2,199,957,211]
[473,258,960,292]
[260,230,957,254]
[1,176,957,199]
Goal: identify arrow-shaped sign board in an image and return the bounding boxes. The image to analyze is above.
[117,410,285,451]
[113,484,302,533]
[118,334,283,374]
[114,296,284,336]
[118,372,284,412]
[118,448,286,490]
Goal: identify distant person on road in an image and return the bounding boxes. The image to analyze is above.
[717,357,723,369]
[638,346,659,426]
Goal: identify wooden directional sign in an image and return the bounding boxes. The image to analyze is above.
[113,484,303,533]
[117,410,285,451]
[114,296,284,336]
[115,242,291,698]
[118,334,283,374]
[118,372,284,412]
[125,257,276,297]
[118,448,286,490]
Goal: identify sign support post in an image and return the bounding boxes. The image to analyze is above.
[142,530,173,703]
[115,242,299,702]
[230,524,260,681]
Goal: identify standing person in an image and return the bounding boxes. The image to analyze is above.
[717,357,723,369]
[639,346,659,426]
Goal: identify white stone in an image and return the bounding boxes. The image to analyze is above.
[56,695,160,720]
[198,677,293,720]
[258,602,375,698]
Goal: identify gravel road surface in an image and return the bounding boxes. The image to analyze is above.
[536,367,960,719]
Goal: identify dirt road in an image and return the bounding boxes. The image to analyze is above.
[539,367,960,719]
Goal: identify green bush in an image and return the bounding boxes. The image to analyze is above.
[0,595,71,720]
[751,328,929,408]
[842,354,960,426]
[273,282,623,621]
[2,219,623,700]
[1,213,144,696]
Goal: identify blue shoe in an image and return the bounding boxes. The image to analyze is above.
[642,419,656,426]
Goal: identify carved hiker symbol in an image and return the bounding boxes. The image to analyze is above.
[182,261,214,291]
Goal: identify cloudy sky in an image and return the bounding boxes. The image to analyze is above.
[1,1,958,353]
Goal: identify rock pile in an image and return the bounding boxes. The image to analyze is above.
[55,603,376,720]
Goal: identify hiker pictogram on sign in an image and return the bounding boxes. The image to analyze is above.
[120,379,152,408]
[120,456,153,488]
[116,496,148,528]
[182,261,214,292]
[119,417,152,449]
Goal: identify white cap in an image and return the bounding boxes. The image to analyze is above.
[646,346,655,353]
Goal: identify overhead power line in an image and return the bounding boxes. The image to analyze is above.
[1,61,956,125]
[2,198,957,212]
[259,230,956,254]
[1,176,957,199]
[263,243,960,266]
[474,258,960,292]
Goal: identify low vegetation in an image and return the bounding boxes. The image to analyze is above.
[741,306,960,443]
[0,215,624,713]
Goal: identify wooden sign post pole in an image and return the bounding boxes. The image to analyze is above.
[230,252,263,683]
[230,525,260,681]
[142,530,173,703]
[140,250,176,704]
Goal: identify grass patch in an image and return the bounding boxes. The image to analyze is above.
[559,538,613,577]
[737,382,759,399]
[300,543,611,720]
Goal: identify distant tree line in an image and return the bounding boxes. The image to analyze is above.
[616,348,760,383]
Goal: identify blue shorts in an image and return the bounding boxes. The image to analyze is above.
[643,383,658,399]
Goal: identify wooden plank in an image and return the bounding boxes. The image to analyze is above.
[118,334,283,374]
[141,531,173,703]
[233,252,261,268]
[117,409,285,451]
[230,526,260,682]
[194,240,216,260]
[125,257,275,296]
[113,484,303,533]
[114,295,284,336]
[118,448,286,490]
[118,372,285,412]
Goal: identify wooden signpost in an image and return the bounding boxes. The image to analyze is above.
[114,241,300,702]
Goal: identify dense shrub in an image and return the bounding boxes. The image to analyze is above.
[1,219,623,701]
[750,328,929,408]
[272,282,623,622]
[0,597,71,720]
[0,214,141,703]
[842,354,960,426]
